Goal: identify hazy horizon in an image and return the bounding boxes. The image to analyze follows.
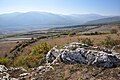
[0,0,120,16]
[0,11,120,17]
[0,0,120,33]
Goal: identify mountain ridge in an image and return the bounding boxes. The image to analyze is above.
[0,11,120,33]
[85,16,120,25]
[0,12,108,27]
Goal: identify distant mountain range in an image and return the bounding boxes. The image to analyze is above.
[85,16,120,25]
[0,11,120,33]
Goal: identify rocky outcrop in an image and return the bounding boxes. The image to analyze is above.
[0,42,120,80]
[46,42,120,68]
[0,65,54,80]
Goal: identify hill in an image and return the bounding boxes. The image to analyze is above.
[85,16,120,25]
[0,12,107,33]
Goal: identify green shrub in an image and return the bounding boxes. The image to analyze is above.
[13,55,40,68]
[60,31,69,35]
[101,36,120,48]
[25,55,41,68]
[13,42,51,68]
[13,56,25,67]
[82,32,101,35]
[31,42,51,55]
[81,38,94,46]
[0,58,10,66]
[68,32,76,36]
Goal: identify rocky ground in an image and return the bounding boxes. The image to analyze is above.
[0,42,120,80]
[0,63,120,80]
[38,63,120,80]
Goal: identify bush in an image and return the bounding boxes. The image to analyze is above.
[60,31,70,35]
[101,36,120,48]
[68,32,76,37]
[25,55,41,68]
[110,29,118,34]
[13,42,51,68]
[13,55,41,68]
[81,38,94,46]
[82,32,102,35]
[13,56,25,67]
[0,58,10,66]
[94,31,99,35]
[31,42,51,55]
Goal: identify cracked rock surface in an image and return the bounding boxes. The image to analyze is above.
[46,42,120,68]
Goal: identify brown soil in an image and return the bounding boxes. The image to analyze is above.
[0,42,17,57]
[37,63,120,80]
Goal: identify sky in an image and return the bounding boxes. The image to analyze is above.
[0,0,120,15]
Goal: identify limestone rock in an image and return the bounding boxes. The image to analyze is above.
[45,42,120,68]
[0,65,8,72]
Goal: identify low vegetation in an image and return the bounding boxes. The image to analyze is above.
[13,54,40,68]
[13,42,51,68]
[60,31,70,35]
[0,58,11,66]
[101,36,120,48]
[68,32,76,37]
[60,31,76,36]
[110,28,118,34]
[82,31,108,35]
[31,42,51,55]
[1,42,51,68]
[81,38,94,46]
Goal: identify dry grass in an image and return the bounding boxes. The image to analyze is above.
[36,63,120,80]
[46,34,120,46]
[0,34,120,56]
[84,25,120,33]
[0,42,17,57]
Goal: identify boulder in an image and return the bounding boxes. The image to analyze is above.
[36,65,54,73]
[46,46,60,63]
[45,42,120,68]
[0,72,10,80]
[19,73,30,77]
[0,65,8,72]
